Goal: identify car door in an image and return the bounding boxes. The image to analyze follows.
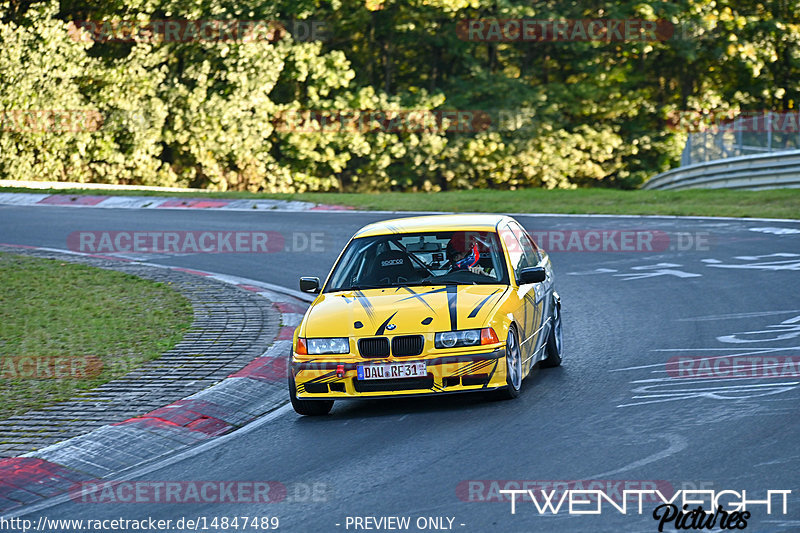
[499,223,543,374]
[510,222,553,366]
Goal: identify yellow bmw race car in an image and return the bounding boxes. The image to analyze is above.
[289,214,562,415]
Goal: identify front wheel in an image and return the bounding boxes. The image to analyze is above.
[541,297,562,368]
[289,372,334,416]
[496,327,523,400]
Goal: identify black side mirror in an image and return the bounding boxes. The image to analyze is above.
[299,277,320,293]
[517,266,546,285]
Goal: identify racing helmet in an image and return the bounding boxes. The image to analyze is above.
[447,232,480,269]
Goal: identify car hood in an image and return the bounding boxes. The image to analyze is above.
[302,285,509,338]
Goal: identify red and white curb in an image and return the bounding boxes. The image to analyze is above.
[0,192,351,212]
[0,245,312,515]
[3,191,800,223]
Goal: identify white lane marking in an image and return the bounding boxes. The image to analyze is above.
[702,253,800,271]
[6,404,293,518]
[753,454,800,468]
[615,306,800,407]
[736,253,799,260]
[588,433,688,478]
[566,268,618,275]
[652,347,800,351]
[630,375,798,385]
[717,314,800,343]
[677,309,800,322]
[762,520,800,528]
[645,361,791,375]
[627,381,800,393]
[610,346,800,372]
[749,227,800,235]
[617,383,799,408]
[613,263,702,280]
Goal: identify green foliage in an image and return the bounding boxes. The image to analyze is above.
[1,0,798,191]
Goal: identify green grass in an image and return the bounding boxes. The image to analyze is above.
[289,188,800,219]
[1,186,799,219]
[0,253,193,420]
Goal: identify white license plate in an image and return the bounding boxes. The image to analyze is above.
[357,362,427,380]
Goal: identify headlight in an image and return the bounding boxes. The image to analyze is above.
[435,329,483,349]
[305,337,350,355]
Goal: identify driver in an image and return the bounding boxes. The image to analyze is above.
[446,232,491,277]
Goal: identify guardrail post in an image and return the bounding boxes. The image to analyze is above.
[681,140,690,166]
[701,131,706,162]
[736,117,743,156]
[767,112,773,152]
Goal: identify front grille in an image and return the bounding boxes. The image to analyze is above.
[353,374,434,393]
[391,335,424,357]
[358,337,390,358]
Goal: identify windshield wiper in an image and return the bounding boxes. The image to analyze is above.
[419,279,474,286]
[334,284,385,291]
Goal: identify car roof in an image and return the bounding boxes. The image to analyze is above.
[353,214,514,238]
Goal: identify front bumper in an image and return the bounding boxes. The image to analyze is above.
[292,347,507,399]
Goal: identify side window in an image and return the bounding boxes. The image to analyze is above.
[511,223,541,265]
[499,224,530,276]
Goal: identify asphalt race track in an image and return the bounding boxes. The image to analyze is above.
[1,204,799,533]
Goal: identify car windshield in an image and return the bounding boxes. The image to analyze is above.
[324,231,509,292]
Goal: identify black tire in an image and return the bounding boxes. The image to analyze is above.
[496,326,523,400]
[289,372,334,416]
[541,297,562,368]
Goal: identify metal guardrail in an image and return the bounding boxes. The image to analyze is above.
[643,149,800,190]
[680,111,800,166]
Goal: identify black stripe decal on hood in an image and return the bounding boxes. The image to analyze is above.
[375,311,398,335]
[406,287,447,297]
[398,286,437,314]
[468,289,501,319]
[447,285,458,331]
[354,290,375,321]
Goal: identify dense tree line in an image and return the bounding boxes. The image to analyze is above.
[0,0,797,191]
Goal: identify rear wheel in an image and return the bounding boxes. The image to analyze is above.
[289,372,334,416]
[496,326,523,400]
[541,297,562,368]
